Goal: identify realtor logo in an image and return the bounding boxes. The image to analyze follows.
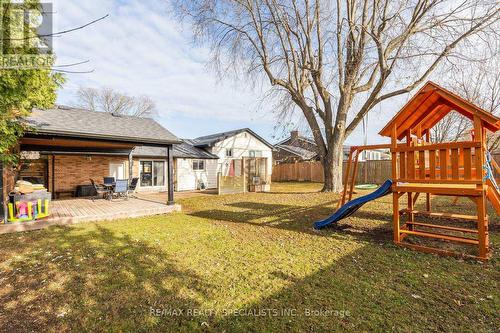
[0,1,54,68]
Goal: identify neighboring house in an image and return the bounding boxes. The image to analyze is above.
[359,149,391,161]
[274,130,389,164]
[1,106,180,207]
[274,130,320,164]
[193,128,274,187]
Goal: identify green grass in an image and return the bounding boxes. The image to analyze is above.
[0,182,498,332]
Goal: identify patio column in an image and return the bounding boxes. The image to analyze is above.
[128,150,133,181]
[167,145,174,205]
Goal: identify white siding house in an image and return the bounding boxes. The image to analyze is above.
[212,132,273,178]
[194,129,274,183]
[175,158,218,191]
[134,128,273,192]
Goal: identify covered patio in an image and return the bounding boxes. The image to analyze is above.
[1,107,182,226]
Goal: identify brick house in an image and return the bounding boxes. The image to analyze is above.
[273,130,321,164]
[1,106,180,211]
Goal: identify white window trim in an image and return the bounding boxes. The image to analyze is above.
[138,159,167,188]
[192,159,206,171]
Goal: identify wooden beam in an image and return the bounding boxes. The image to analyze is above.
[51,155,55,200]
[405,221,478,234]
[436,89,500,131]
[399,209,479,221]
[394,179,481,184]
[393,185,482,196]
[393,192,400,242]
[476,195,488,259]
[396,93,441,139]
[399,229,479,245]
[340,149,353,208]
[409,102,445,136]
[393,141,480,152]
[128,151,133,183]
[397,242,486,260]
[348,150,360,202]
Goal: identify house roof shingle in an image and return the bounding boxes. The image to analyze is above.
[26,106,180,145]
[133,140,219,159]
[194,128,274,149]
[276,135,316,146]
[275,144,318,160]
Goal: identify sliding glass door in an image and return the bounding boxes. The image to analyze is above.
[140,161,165,187]
[153,161,165,186]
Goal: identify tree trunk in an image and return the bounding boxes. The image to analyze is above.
[322,133,344,192]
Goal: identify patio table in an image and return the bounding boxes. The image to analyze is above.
[102,183,115,200]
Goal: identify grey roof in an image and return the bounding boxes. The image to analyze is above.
[194,128,274,149]
[133,140,218,159]
[275,144,318,160]
[276,134,316,146]
[26,106,180,145]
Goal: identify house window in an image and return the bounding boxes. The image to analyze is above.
[226,148,233,157]
[140,161,165,187]
[193,160,205,171]
[249,150,262,157]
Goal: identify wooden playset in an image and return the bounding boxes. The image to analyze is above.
[341,82,500,260]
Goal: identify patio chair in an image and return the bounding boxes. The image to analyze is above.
[112,179,129,200]
[103,177,115,185]
[90,179,110,201]
[128,177,139,195]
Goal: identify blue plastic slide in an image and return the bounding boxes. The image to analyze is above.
[314,179,393,229]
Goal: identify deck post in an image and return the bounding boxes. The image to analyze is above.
[167,145,174,205]
[391,124,400,243]
[476,195,488,258]
[425,131,431,211]
[339,149,353,207]
[348,150,360,202]
[407,192,414,231]
[393,192,400,242]
[51,155,55,200]
[128,150,133,183]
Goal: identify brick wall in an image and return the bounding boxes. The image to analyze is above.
[273,149,306,164]
[50,155,132,193]
[280,137,319,153]
[48,155,170,194]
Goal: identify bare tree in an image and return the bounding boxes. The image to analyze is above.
[431,59,500,150]
[430,112,470,143]
[76,87,156,118]
[172,0,499,191]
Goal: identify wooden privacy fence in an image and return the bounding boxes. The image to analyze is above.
[272,153,500,184]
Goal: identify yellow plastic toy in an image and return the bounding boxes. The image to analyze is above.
[7,199,50,223]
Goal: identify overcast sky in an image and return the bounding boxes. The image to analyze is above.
[53,0,403,145]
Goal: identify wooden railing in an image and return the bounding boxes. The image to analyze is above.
[393,141,483,184]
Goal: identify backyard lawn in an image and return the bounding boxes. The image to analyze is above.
[0,182,498,332]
